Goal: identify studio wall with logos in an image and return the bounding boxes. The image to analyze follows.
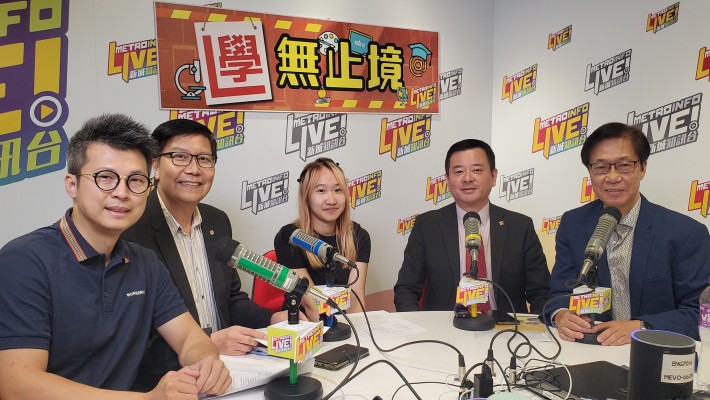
[0,0,493,296]
[2,0,709,303]
[491,0,710,251]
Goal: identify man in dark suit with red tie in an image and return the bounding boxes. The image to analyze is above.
[394,139,550,314]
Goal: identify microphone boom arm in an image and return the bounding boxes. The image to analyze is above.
[577,258,596,284]
[467,247,479,279]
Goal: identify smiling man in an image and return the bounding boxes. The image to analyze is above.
[123,119,292,391]
[546,122,710,345]
[394,139,550,314]
[0,114,230,399]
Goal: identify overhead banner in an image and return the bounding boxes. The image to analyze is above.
[155,2,439,114]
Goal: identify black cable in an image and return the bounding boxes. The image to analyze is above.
[485,290,581,365]
[329,359,425,400]
[328,279,464,360]
[473,278,526,391]
[483,276,595,364]
[310,258,429,399]
[308,232,579,398]
[335,287,562,398]
[346,263,359,287]
[487,328,531,356]
[390,380,449,400]
[475,277,520,339]
[292,246,467,398]
[531,289,597,361]
[492,357,511,392]
[323,272,484,398]
[459,361,486,390]
[322,304,365,400]
[520,367,567,394]
[564,274,598,290]
[471,278,527,359]
[319,290,427,399]
[469,277,574,398]
[347,289,467,368]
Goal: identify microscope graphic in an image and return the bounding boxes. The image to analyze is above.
[174,59,206,100]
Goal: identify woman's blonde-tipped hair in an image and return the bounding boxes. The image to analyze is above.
[296,157,356,269]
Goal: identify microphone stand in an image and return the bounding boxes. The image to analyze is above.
[322,248,352,342]
[453,248,495,331]
[576,263,602,345]
[264,277,324,400]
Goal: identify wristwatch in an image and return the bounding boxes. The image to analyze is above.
[637,320,650,330]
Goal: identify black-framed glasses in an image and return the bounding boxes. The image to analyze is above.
[158,152,217,168]
[75,170,151,194]
[588,160,639,175]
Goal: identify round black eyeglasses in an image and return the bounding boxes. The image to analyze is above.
[75,170,151,194]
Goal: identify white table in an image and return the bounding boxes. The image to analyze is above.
[219,311,631,399]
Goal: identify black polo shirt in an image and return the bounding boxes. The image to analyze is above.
[0,209,187,390]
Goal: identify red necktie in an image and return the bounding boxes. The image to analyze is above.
[466,240,490,314]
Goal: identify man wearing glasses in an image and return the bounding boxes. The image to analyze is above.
[123,119,292,391]
[0,114,231,398]
[546,122,710,345]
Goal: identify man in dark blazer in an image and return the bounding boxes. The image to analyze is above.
[546,122,710,345]
[123,119,289,391]
[394,139,550,314]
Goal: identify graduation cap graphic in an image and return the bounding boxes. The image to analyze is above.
[408,43,432,77]
[408,43,432,66]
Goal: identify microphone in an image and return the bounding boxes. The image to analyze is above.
[214,237,334,306]
[463,212,481,278]
[576,207,622,282]
[453,212,496,331]
[281,226,357,268]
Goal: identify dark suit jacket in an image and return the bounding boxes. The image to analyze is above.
[122,192,273,391]
[394,202,550,314]
[545,196,710,339]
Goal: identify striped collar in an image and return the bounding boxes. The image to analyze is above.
[57,209,130,265]
[59,210,90,261]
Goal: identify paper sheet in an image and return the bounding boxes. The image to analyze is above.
[346,310,427,343]
[202,354,314,398]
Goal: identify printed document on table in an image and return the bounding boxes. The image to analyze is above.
[203,353,314,398]
[348,310,427,342]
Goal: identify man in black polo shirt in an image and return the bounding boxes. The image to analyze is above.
[0,114,231,399]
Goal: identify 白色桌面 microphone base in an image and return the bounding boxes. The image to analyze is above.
[323,317,351,342]
[453,313,495,331]
[264,375,323,400]
[575,332,601,345]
